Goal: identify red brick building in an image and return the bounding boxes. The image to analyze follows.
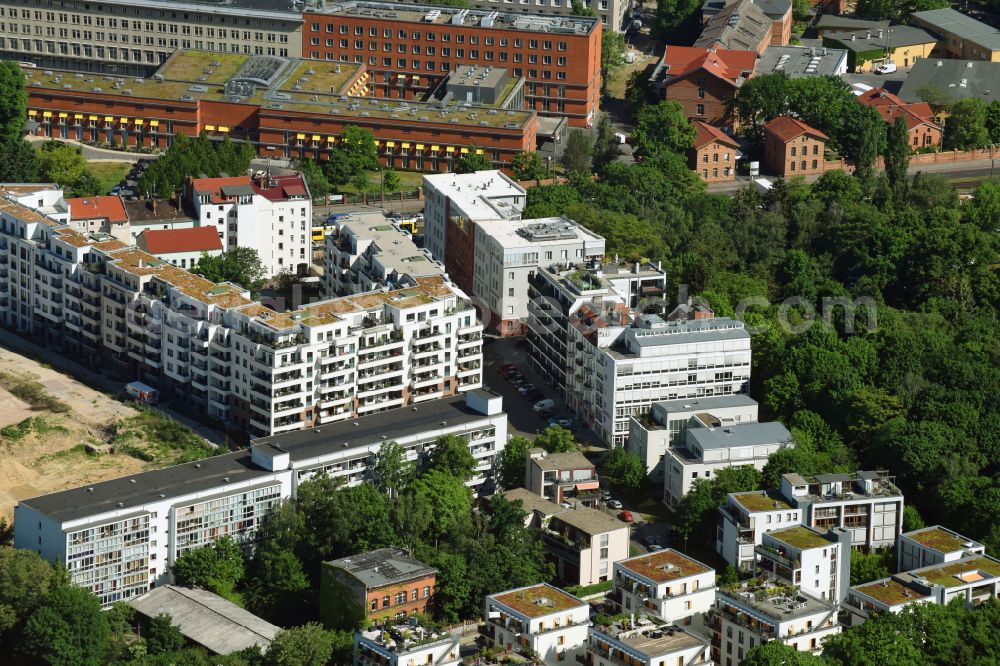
[857,89,942,151]
[689,121,741,181]
[762,115,829,177]
[658,46,758,127]
[301,3,601,127]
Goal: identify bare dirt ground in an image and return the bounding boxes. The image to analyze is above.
[0,348,147,521]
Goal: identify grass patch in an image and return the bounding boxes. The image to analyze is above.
[338,169,425,194]
[0,416,68,441]
[564,580,612,597]
[87,161,132,195]
[39,444,97,462]
[111,407,215,465]
[0,372,70,413]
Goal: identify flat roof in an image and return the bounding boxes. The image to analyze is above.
[852,578,929,607]
[900,555,1000,588]
[337,214,443,279]
[756,45,847,77]
[622,317,749,349]
[720,586,835,621]
[551,506,628,536]
[490,584,585,618]
[71,0,302,20]
[129,586,280,655]
[688,421,791,450]
[731,490,793,513]
[326,548,437,588]
[816,15,889,31]
[912,8,1000,50]
[528,449,593,472]
[597,623,706,658]
[652,394,758,415]
[251,393,496,463]
[618,549,712,584]
[766,526,831,550]
[422,170,526,221]
[903,526,980,554]
[897,59,1000,104]
[478,215,604,249]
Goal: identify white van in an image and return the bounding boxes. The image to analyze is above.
[875,61,897,74]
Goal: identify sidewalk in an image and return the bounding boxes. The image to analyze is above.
[26,135,153,162]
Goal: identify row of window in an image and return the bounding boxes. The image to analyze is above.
[0,6,292,29]
[5,37,289,58]
[6,21,289,42]
[309,23,568,52]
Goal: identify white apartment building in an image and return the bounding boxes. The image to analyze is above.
[14,390,507,607]
[843,577,933,625]
[612,549,717,623]
[897,525,986,572]
[717,491,803,570]
[542,506,630,587]
[355,622,460,666]
[471,217,605,335]
[0,0,301,75]
[323,212,444,297]
[186,174,312,277]
[422,170,525,266]
[754,526,852,603]
[587,618,711,666]
[711,584,841,664]
[483,583,590,666]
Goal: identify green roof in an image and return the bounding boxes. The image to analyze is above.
[918,556,1000,588]
[767,526,830,550]
[731,490,792,512]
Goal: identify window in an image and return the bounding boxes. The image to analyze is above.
[370,599,378,611]
[423,586,431,598]
[382,595,390,608]
[791,147,797,157]
[696,104,705,115]
[698,87,705,99]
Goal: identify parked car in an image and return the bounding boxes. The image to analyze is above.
[533,399,554,412]
[498,363,517,373]
[607,500,623,509]
[619,510,633,523]
[517,383,538,395]
[549,418,573,428]
[647,544,663,552]
[600,489,612,501]
[509,376,527,388]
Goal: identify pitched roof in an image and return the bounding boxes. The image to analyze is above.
[695,0,773,52]
[660,45,758,85]
[190,175,253,203]
[67,195,128,223]
[856,89,940,131]
[764,115,829,142]
[326,548,437,589]
[692,121,740,149]
[255,173,310,202]
[911,8,1000,51]
[897,59,1000,105]
[138,226,224,255]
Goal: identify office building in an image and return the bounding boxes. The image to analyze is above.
[910,8,1000,61]
[754,45,848,78]
[483,583,590,665]
[611,549,717,623]
[896,525,985,572]
[302,2,602,127]
[526,448,600,507]
[717,490,803,570]
[587,617,711,666]
[355,621,461,666]
[14,390,506,608]
[753,526,851,603]
[323,212,444,297]
[321,548,437,630]
[135,226,224,270]
[710,583,841,664]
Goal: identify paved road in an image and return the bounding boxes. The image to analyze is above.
[27,135,155,163]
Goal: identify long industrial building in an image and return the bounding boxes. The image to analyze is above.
[14,390,507,607]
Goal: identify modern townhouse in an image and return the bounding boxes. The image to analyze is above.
[354,620,460,666]
[897,525,986,572]
[587,617,712,666]
[184,174,312,277]
[322,212,444,298]
[709,582,841,664]
[526,448,601,507]
[753,526,851,603]
[611,549,717,624]
[716,490,803,570]
[541,505,630,587]
[483,583,590,665]
[843,577,933,625]
[14,389,506,608]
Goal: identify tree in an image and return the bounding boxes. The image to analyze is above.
[498,435,532,490]
[986,100,1000,144]
[727,74,790,145]
[263,623,335,666]
[902,505,925,532]
[69,170,102,198]
[296,158,330,199]
[512,151,544,182]
[381,167,401,194]
[35,141,87,186]
[850,549,892,585]
[0,61,28,143]
[22,584,110,666]
[0,137,38,182]
[571,0,596,15]
[454,148,492,174]
[245,546,309,623]
[943,98,990,150]
[719,565,739,588]
[296,477,395,567]
[655,0,704,33]
[369,440,412,496]
[145,613,185,655]
[600,31,626,94]
[633,101,696,157]
[0,547,58,640]
[792,0,812,20]
[534,425,577,453]
[744,641,826,665]
[427,433,476,480]
[192,246,268,293]
[170,536,245,602]
[323,126,379,186]
[561,129,593,175]
[138,134,256,197]
[673,467,761,546]
[884,115,910,204]
[592,114,620,173]
[602,447,645,493]
[409,470,473,547]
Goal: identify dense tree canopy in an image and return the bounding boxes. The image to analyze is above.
[192,247,268,294]
[138,134,256,197]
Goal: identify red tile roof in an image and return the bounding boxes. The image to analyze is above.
[692,121,740,149]
[255,174,310,202]
[138,226,223,255]
[67,196,128,223]
[661,45,758,85]
[764,115,829,142]
[856,89,940,131]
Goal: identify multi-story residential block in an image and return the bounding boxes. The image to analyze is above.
[135,227,223,270]
[754,526,851,603]
[14,390,505,608]
[587,617,712,666]
[355,621,460,666]
[122,197,198,243]
[66,195,130,242]
[779,471,903,551]
[710,583,841,664]
[762,115,828,177]
[857,88,943,151]
[653,45,757,127]
[185,174,311,277]
[483,583,590,665]
[302,3,602,127]
[897,525,985,572]
[0,0,303,75]
[717,491,803,570]
[612,549,717,623]
[323,212,444,297]
[542,506,630,587]
[843,577,933,625]
[689,120,741,181]
[910,8,1000,62]
[321,548,437,630]
[526,448,600,507]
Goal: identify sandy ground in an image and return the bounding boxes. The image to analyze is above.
[0,349,145,521]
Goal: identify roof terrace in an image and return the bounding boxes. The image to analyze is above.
[490,584,585,619]
[852,578,929,607]
[618,549,713,584]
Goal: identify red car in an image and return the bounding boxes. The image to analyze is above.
[619,511,633,523]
